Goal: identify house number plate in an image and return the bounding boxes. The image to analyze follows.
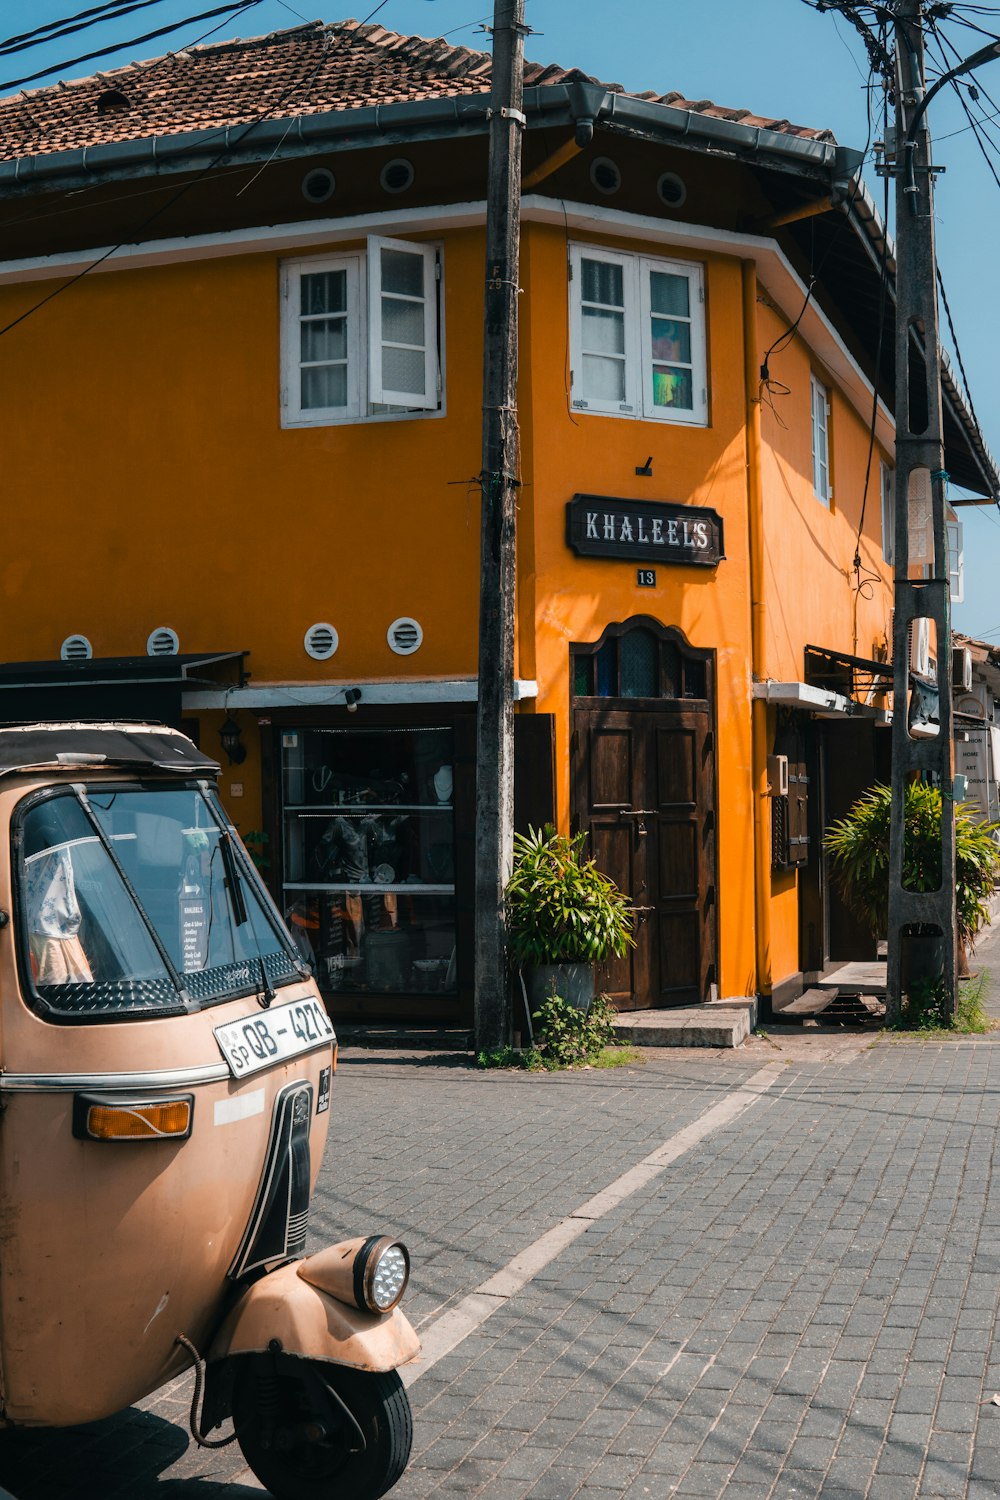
[636,569,656,587]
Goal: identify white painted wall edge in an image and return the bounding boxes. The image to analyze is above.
[182,679,539,709]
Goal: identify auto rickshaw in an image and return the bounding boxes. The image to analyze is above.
[0,721,418,1499]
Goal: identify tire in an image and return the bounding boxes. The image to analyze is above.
[234,1358,413,1500]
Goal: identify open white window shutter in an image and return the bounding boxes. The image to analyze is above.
[946,516,965,604]
[367,235,438,409]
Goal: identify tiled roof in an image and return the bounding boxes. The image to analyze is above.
[0,19,835,162]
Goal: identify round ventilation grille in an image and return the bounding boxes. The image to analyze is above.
[302,167,336,204]
[387,618,423,656]
[657,172,687,208]
[380,158,414,194]
[590,157,621,195]
[304,623,339,661]
[147,627,179,657]
[60,634,93,662]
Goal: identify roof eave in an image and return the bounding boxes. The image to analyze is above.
[0,82,851,196]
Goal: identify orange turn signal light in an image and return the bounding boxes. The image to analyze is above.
[73,1094,194,1142]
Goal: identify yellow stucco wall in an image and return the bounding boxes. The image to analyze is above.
[0,216,896,1002]
[756,301,894,987]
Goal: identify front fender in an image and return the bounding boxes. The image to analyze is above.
[208,1259,420,1373]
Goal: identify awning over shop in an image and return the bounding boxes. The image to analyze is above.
[751,679,890,719]
[0,652,247,728]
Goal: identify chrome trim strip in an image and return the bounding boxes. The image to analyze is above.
[0,1062,232,1094]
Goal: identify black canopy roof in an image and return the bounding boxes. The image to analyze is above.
[0,722,219,779]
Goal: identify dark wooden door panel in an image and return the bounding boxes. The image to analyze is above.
[654,725,697,807]
[589,726,634,808]
[656,911,702,1002]
[657,822,698,901]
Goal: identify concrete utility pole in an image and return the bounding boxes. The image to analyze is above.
[474,0,526,1051]
[886,0,957,1018]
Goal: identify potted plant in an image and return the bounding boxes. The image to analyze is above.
[505,824,635,1011]
[824,781,1000,987]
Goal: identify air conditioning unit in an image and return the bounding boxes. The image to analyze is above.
[952,646,973,693]
[956,683,988,720]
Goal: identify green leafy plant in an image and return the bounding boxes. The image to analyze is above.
[891,969,991,1035]
[531,991,618,1069]
[476,996,638,1072]
[505,825,635,965]
[824,782,1000,947]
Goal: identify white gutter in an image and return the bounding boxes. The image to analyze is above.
[182,678,539,710]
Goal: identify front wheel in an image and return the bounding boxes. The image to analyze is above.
[233,1356,413,1500]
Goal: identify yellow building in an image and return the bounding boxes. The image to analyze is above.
[0,21,993,1028]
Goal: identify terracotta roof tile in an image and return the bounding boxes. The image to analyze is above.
[0,18,835,163]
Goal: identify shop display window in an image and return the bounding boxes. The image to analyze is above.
[280,726,456,996]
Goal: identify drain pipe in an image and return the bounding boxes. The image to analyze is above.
[742,259,772,1011]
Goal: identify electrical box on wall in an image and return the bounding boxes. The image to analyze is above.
[766,754,789,797]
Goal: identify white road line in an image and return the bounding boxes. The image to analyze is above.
[403,1061,784,1387]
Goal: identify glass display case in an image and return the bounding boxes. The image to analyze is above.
[280,725,456,997]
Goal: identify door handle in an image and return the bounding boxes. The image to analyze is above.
[619,809,655,836]
[632,904,655,924]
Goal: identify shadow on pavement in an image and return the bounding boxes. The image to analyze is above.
[0,1407,260,1499]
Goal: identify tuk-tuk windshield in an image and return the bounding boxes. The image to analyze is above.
[19,786,301,1020]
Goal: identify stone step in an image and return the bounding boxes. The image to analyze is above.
[613,1002,752,1049]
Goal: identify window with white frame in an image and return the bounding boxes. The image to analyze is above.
[947,508,965,604]
[880,459,894,565]
[568,244,708,425]
[810,374,831,505]
[281,235,442,426]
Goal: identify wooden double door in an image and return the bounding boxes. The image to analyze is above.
[571,701,717,1009]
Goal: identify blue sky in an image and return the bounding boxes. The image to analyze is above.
[4,0,1000,636]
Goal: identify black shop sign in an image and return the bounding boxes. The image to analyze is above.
[566,494,724,568]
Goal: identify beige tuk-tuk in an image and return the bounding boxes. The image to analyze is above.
[0,722,418,1499]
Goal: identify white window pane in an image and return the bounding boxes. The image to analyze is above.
[652,367,693,409]
[301,270,346,315]
[302,364,347,409]
[382,345,426,397]
[301,318,347,363]
[381,248,425,297]
[583,354,626,401]
[381,296,425,346]
[582,305,625,355]
[582,258,624,307]
[650,271,689,318]
[651,317,691,365]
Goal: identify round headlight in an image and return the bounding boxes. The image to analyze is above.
[354,1236,410,1313]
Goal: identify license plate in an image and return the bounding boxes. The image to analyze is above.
[214,996,335,1080]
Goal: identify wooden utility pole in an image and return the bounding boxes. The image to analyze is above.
[474,0,526,1051]
[886,0,957,1018]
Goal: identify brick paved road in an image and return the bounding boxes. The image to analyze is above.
[4,1030,1000,1500]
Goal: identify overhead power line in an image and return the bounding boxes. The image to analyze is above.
[0,0,261,94]
[0,1,171,59]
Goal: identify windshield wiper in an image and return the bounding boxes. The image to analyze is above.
[218,829,248,926]
[73,785,190,1007]
[218,828,275,1008]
